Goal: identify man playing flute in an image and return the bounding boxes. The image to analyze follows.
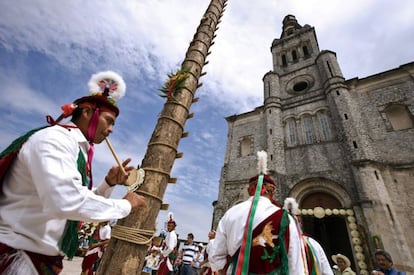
[0,71,146,274]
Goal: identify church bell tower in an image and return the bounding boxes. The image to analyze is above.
[213,14,414,273]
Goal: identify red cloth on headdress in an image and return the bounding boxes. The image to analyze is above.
[76,95,120,117]
[249,174,276,186]
[247,174,277,196]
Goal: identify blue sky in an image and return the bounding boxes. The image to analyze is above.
[1,0,413,242]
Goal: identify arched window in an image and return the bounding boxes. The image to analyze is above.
[292,50,298,62]
[301,192,342,209]
[302,116,314,144]
[385,104,413,130]
[285,119,297,147]
[318,112,332,141]
[282,54,287,66]
[240,136,252,157]
[303,45,309,57]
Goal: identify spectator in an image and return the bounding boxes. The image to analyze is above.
[371,250,406,275]
[193,243,205,274]
[158,213,178,275]
[332,254,356,275]
[174,249,184,274]
[180,233,198,275]
[143,248,161,275]
[200,230,216,275]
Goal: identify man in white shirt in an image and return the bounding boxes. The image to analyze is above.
[209,151,305,275]
[306,236,334,275]
[200,230,216,275]
[81,221,112,275]
[283,197,333,275]
[158,213,178,275]
[0,71,146,274]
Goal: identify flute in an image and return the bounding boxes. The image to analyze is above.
[104,137,139,188]
[105,137,127,176]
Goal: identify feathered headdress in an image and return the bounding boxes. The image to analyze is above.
[257,150,268,175]
[47,71,127,125]
[167,212,176,226]
[75,70,126,117]
[283,197,300,215]
[248,150,276,186]
[87,71,126,101]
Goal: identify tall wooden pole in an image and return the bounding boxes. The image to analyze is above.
[97,0,228,273]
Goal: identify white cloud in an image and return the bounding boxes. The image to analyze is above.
[2,0,413,114]
[0,75,57,115]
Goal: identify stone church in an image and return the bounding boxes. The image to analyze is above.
[211,15,414,273]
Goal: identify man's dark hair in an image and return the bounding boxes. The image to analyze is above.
[375,249,393,263]
[71,106,104,122]
[71,107,84,121]
[187,233,194,239]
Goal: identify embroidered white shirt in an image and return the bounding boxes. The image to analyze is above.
[209,196,305,274]
[0,124,131,256]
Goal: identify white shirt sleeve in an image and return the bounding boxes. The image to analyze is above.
[24,127,131,221]
[99,224,112,240]
[209,211,232,272]
[209,198,274,272]
[209,198,307,274]
[287,214,306,274]
[94,179,115,198]
[162,231,177,257]
[307,237,334,275]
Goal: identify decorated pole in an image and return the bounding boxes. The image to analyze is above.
[96,0,228,273]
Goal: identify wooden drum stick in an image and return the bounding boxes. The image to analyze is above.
[105,137,127,175]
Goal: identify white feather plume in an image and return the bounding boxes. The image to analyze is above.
[283,197,299,215]
[88,70,126,100]
[257,150,268,175]
[168,212,174,221]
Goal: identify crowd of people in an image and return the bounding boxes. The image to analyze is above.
[75,215,404,275]
[142,228,216,275]
[0,71,407,274]
[140,151,406,275]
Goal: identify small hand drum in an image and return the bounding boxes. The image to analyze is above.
[127,168,145,192]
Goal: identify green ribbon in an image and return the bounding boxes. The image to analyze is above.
[236,173,264,274]
[58,150,88,258]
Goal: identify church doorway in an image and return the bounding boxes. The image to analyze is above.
[289,179,371,274]
[301,215,354,268]
[299,192,354,269]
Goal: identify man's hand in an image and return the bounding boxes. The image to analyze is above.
[123,192,147,209]
[105,158,135,186]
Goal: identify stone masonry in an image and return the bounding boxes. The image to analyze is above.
[212,15,414,273]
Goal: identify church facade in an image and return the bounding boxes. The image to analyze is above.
[212,15,414,273]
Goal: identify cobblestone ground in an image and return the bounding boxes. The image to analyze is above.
[61,257,83,275]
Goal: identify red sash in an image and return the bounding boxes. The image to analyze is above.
[230,209,290,274]
[157,258,170,275]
